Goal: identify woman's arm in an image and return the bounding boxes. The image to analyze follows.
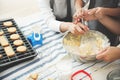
[98,15,120,35]
[102,8,120,17]
[86,7,120,35]
[86,7,120,20]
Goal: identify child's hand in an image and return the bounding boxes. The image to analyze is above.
[60,22,89,35]
[96,47,120,62]
[73,8,83,24]
[69,22,89,35]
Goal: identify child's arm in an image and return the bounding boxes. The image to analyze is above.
[73,0,84,23]
[75,0,83,10]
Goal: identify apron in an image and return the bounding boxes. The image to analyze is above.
[88,0,119,46]
[50,0,72,22]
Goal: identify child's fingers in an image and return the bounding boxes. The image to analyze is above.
[75,25,85,34]
[73,20,78,24]
[77,18,80,22]
[73,15,77,20]
[73,16,78,24]
[77,22,89,32]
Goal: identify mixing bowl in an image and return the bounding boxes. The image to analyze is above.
[63,30,110,62]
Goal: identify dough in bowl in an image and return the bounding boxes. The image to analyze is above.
[78,30,110,56]
[63,30,110,62]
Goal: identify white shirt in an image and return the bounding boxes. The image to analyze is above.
[38,0,89,32]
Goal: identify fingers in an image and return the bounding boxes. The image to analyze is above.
[98,47,108,54]
[77,22,89,32]
[96,47,108,60]
[73,14,78,21]
[70,22,89,35]
[69,26,76,34]
[82,10,88,17]
[73,19,81,25]
[88,8,97,15]
[71,25,84,34]
[75,25,85,34]
[73,9,84,24]
[73,8,98,22]
[96,53,105,61]
[73,16,80,24]
[96,47,120,62]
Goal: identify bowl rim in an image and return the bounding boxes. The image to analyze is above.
[62,30,110,57]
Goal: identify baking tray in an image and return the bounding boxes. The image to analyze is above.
[0,19,37,69]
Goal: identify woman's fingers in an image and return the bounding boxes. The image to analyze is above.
[96,47,108,60]
[88,8,97,15]
[96,52,105,60]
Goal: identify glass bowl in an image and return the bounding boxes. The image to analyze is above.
[63,30,110,62]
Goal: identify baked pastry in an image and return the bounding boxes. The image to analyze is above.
[26,77,33,80]
[0,54,2,59]
[3,21,13,27]
[0,36,9,47]
[4,46,15,57]
[7,27,17,33]
[29,73,38,80]
[48,78,54,80]
[13,40,23,46]
[0,30,4,36]
[17,46,27,53]
[10,34,20,40]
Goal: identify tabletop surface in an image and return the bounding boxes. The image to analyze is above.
[0,13,120,80]
[0,1,119,80]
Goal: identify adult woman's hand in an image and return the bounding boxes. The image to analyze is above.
[96,47,120,62]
